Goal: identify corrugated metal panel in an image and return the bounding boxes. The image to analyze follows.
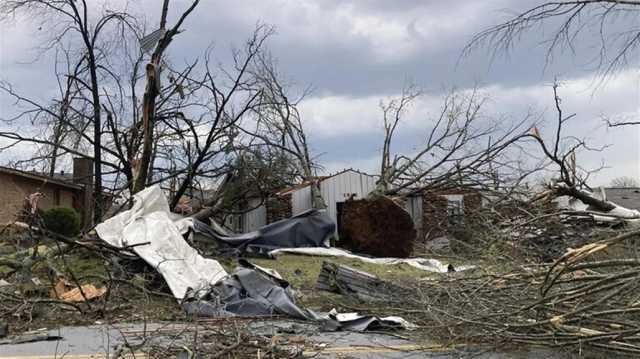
[243,198,266,232]
[139,28,165,53]
[405,196,423,239]
[291,186,312,215]
[319,170,378,226]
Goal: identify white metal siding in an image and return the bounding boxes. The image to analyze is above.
[291,186,312,215]
[405,196,423,237]
[319,170,377,226]
[243,198,267,232]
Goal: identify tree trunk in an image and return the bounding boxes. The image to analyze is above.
[132,63,160,194]
[88,54,103,224]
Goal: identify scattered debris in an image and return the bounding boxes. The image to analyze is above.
[49,279,106,302]
[270,247,473,273]
[3,171,639,357]
[91,187,416,334]
[317,261,411,301]
[322,309,417,332]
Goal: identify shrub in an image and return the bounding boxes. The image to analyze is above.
[42,207,81,236]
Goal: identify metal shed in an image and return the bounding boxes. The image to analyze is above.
[285,169,378,226]
[238,169,377,233]
[239,169,424,235]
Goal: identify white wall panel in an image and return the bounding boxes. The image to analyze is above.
[243,198,266,232]
[291,186,312,215]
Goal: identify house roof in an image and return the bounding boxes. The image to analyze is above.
[605,187,640,211]
[275,168,377,195]
[0,166,84,191]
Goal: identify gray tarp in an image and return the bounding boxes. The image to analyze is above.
[189,209,336,255]
[183,260,314,320]
[183,260,415,332]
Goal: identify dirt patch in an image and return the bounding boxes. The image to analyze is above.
[340,197,416,257]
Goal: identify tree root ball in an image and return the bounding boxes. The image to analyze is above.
[339,196,416,258]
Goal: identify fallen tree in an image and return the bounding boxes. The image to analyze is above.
[401,229,640,356]
[526,83,640,223]
[340,86,535,256]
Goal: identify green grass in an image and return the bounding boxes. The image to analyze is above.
[244,254,440,291]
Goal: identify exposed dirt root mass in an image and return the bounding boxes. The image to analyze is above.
[340,197,416,258]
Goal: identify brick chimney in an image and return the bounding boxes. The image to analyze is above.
[73,157,94,228]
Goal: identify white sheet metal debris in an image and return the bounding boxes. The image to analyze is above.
[96,186,227,300]
[269,247,474,273]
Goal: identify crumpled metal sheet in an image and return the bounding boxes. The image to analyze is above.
[95,186,227,300]
[183,261,415,332]
[183,260,316,320]
[323,311,417,332]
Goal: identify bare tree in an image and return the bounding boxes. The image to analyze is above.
[374,85,535,197]
[1,2,321,226]
[131,0,200,194]
[464,0,640,87]
[464,0,640,131]
[237,51,326,209]
[610,176,640,188]
[1,0,141,221]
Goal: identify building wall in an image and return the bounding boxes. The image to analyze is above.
[319,170,378,226]
[242,170,380,233]
[421,189,482,240]
[0,172,79,223]
[405,195,423,238]
[243,197,267,232]
[291,186,312,215]
[265,193,293,224]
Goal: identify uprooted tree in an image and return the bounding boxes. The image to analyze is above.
[341,85,536,257]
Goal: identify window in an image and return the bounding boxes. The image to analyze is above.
[445,195,464,224]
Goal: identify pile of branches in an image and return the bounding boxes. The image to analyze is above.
[0,222,177,331]
[393,229,640,356]
[139,321,296,359]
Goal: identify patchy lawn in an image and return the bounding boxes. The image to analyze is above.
[234,254,441,290]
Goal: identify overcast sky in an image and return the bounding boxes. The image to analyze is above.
[0,0,638,186]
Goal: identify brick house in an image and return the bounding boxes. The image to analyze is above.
[0,158,95,227]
